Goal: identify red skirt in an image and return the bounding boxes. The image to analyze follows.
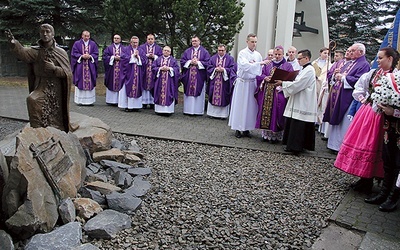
[334,104,384,178]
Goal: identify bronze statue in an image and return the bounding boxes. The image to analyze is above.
[5,24,76,132]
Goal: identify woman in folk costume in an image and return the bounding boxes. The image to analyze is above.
[334,47,399,193]
[255,45,294,143]
[312,47,331,137]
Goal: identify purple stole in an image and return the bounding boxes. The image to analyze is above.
[128,48,139,98]
[210,56,226,106]
[189,49,200,96]
[159,57,171,106]
[261,61,285,128]
[327,60,357,119]
[81,44,92,90]
[144,45,154,91]
[112,45,122,91]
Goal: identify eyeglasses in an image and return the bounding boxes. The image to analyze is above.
[218,50,225,52]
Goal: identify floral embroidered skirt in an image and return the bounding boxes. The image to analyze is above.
[334,104,384,178]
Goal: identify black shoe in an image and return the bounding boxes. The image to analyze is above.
[365,193,388,205]
[149,104,155,109]
[243,130,251,138]
[379,188,400,212]
[283,147,300,155]
[235,130,242,138]
[321,137,328,141]
[379,199,398,212]
[269,139,278,144]
[262,138,268,142]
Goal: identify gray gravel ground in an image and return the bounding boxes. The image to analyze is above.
[86,134,355,250]
[0,117,356,249]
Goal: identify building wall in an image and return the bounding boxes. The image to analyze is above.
[232,0,329,61]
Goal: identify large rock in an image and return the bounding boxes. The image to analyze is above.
[58,198,76,224]
[125,176,151,197]
[0,129,21,167]
[92,148,124,163]
[78,187,106,206]
[1,127,86,239]
[24,222,82,250]
[0,230,14,250]
[0,151,8,212]
[70,112,112,154]
[106,191,142,214]
[83,209,131,239]
[73,198,103,220]
[86,181,122,195]
[73,243,100,250]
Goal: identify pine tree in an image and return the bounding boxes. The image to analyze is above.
[0,0,106,44]
[102,0,244,56]
[326,0,400,61]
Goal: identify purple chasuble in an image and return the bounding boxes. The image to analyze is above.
[180,46,210,97]
[323,56,370,125]
[255,59,293,130]
[70,39,98,90]
[139,42,163,92]
[327,59,346,83]
[102,44,128,92]
[152,56,180,106]
[124,46,147,98]
[206,53,236,107]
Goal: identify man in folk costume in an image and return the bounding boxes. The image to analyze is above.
[180,36,210,115]
[102,34,128,105]
[70,30,98,106]
[139,34,163,108]
[374,71,400,212]
[275,49,318,155]
[152,46,180,115]
[255,45,294,143]
[228,33,268,138]
[323,43,370,152]
[206,44,237,119]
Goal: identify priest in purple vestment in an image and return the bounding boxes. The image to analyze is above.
[139,34,163,108]
[323,43,370,152]
[118,36,147,111]
[180,36,210,115]
[152,46,180,115]
[71,30,99,105]
[206,44,237,119]
[255,45,294,143]
[102,34,128,105]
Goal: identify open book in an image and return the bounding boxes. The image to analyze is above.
[270,68,299,82]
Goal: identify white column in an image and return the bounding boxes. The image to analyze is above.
[256,0,277,58]
[232,0,260,59]
[275,0,296,52]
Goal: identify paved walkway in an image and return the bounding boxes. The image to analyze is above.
[1,84,399,249]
